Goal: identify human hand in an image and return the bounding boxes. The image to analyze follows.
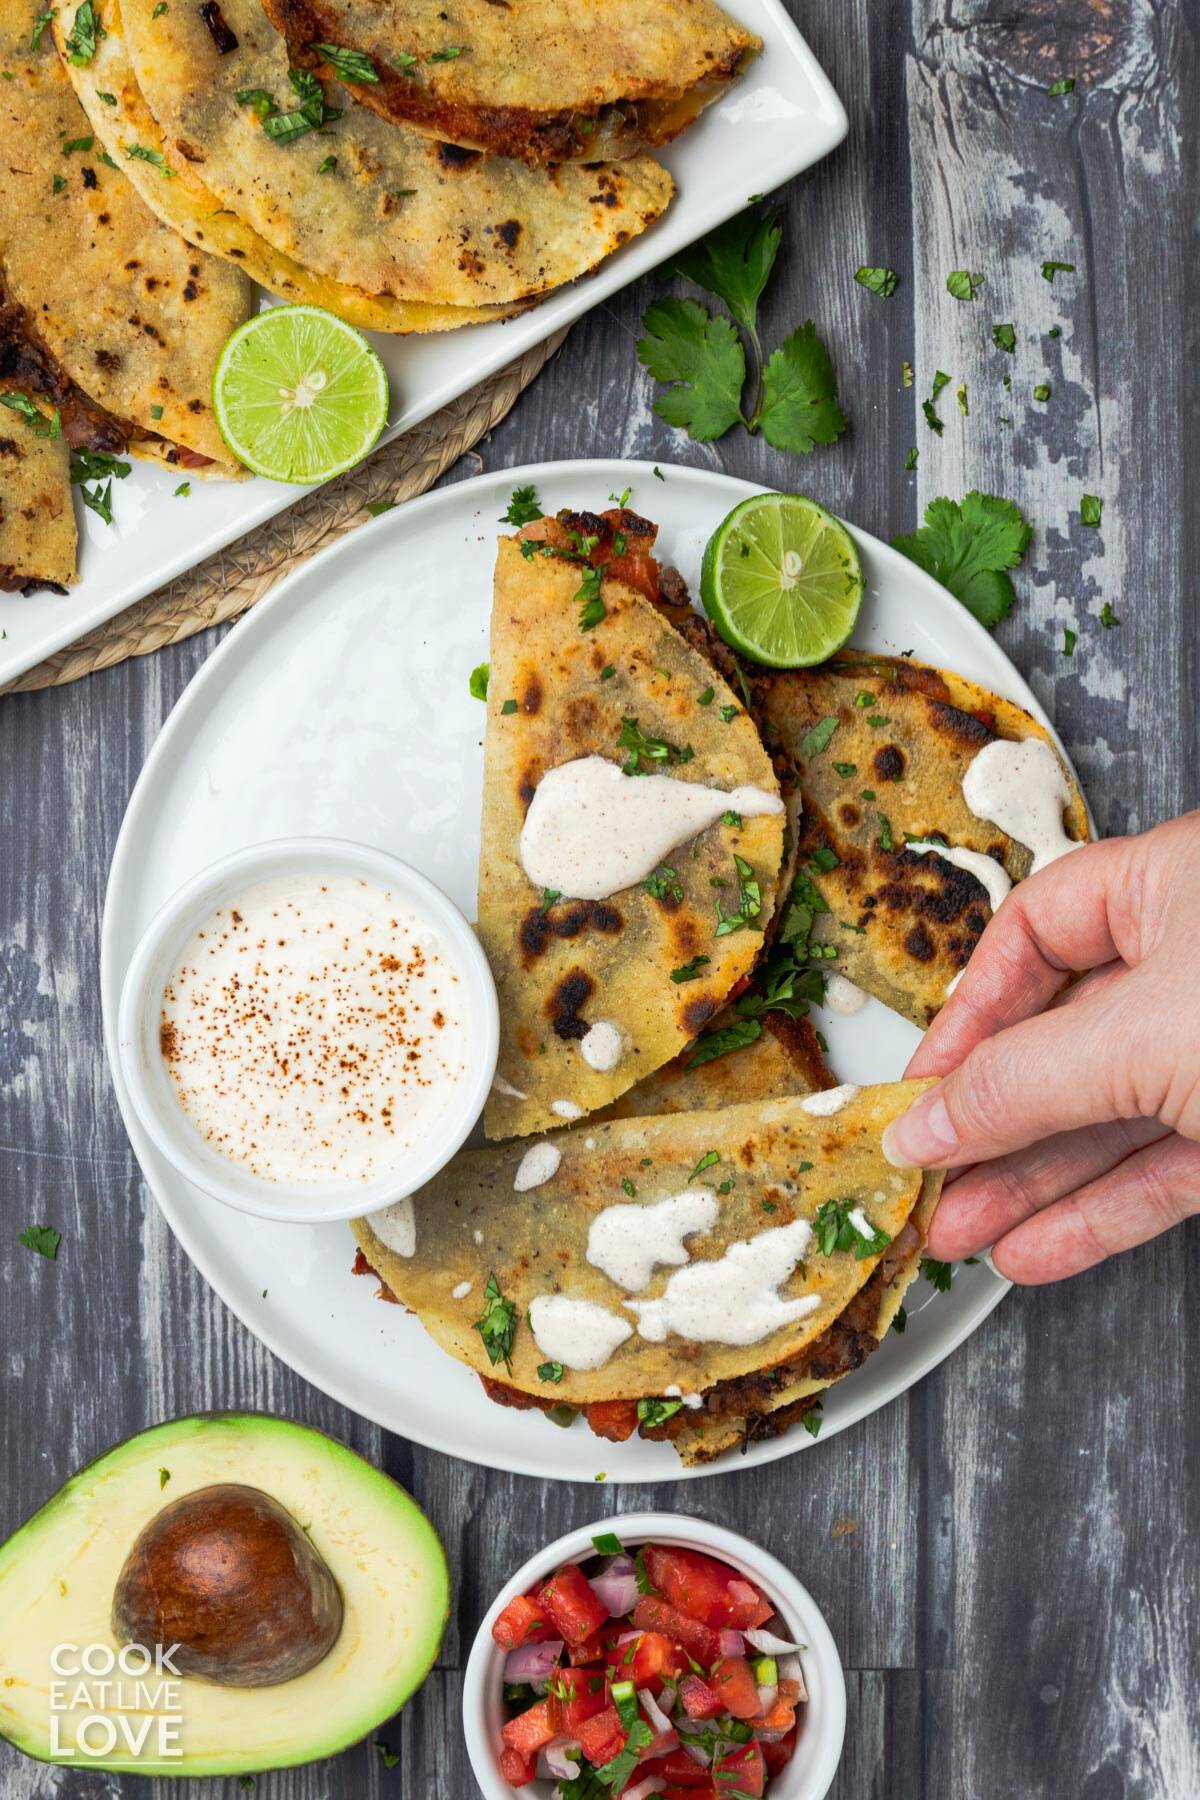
[881,812,1200,1283]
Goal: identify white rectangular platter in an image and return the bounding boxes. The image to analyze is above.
[0,0,846,688]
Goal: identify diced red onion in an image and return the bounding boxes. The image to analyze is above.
[679,1733,712,1766]
[756,1682,779,1713]
[614,1627,641,1645]
[502,1638,564,1684]
[620,1780,666,1800]
[744,1625,806,1656]
[588,1553,638,1619]
[537,1737,581,1781]
[755,1725,793,1744]
[658,1680,678,1715]
[778,1651,808,1699]
[638,1687,673,1736]
[718,1627,744,1656]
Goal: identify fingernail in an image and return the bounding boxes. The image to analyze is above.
[882,1092,960,1168]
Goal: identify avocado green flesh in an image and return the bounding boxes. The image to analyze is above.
[0,1413,449,1775]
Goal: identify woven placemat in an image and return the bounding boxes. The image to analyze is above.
[2,327,568,696]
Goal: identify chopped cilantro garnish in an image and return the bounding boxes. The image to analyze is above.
[473,1274,517,1371]
[173,481,190,498]
[18,1224,60,1258]
[500,698,518,715]
[637,1397,684,1429]
[539,889,561,913]
[992,322,1016,354]
[689,1150,720,1181]
[1047,76,1075,94]
[832,761,857,778]
[814,1198,891,1260]
[501,483,541,527]
[921,1257,954,1292]
[70,448,130,484]
[685,1017,762,1069]
[932,371,951,398]
[375,1740,400,1770]
[2,392,60,437]
[575,563,606,631]
[600,664,615,681]
[79,479,114,524]
[1042,260,1075,282]
[61,134,93,154]
[644,866,683,903]
[878,813,894,851]
[30,9,54,48]
[922,398,944,436]
[904,446,918,470]
[592,1530,622,1555]
[1033,382,1051,403]
[1099,601,1120,628]
[1062,626,1077,657]
[854,265,898,298]
[671,954,711,984]
[427,43,465,60]
[64,0,105,66]
[1080,494,1103,527]
[802,1406,822,1438]
[809,846,840,872]
[957,381,969,416]
[721,809,743,828]
[697,685,715,706]
[946,270,983,302]
[714,854,761,936]
[158,1466,171,1488]
[126,143,174,176]
[617,715,691,775]
[468,661,489,700]
[892,491,1032,631]
[892,1305,908,1334]
[800,714,838,758]
[316,153,337,173]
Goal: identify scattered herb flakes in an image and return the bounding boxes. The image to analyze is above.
[644,866,683,903]
[946,269,983,302]
[1033,382,1051,403]
[609,486,632,506]
[689,1150,720,1183]
[600,664,615,681]
[653,465,665,480]
[854,265,898,298]
[617,715,691,775]
[809,846,840,872]
[473,1273,518,1371]
[904,446,918,470]
[893,491,1033,631]
[312,41,379,82]
[800,714,839,759]
[670,954,711,984]
[932,371,951,398]
[901,358,914,388]
[499,697,518,715]
[537,1362,564,1384]
[126,143,174,176]
[620,1177,637,1198]
[30,9,54,49]
[61,133,94,154]
[79,479,115,524]
[866,713,890,728]
[1062,626,1077,656]
[714,854,762,936]
[877,812,894,851]
[1042,260,1075,282]
[575,564,605,631]
[363,500,394,516]
[427,44,465,61]
[64,0,105,66]
[236,85,275,115]
[921,1257,954,1292]
[891,1305,908,1335]
[501,483,541,526]
[19,1224,60,1258]
[375,1740,401,1770]
[697,684,715,706]
[1048,325,1062,339]
[685,1016,762,1069]
[2,391,60,437]
[956,381,969,416]
[1080,494,1103,527]
[316,153,337,174]
[158,1467,171,1489]
[637,1397,684,1429]
[1047,76,1076,94]
[802,1407,822,1438]
[922,398,944,436]
[592,1530,623,1556]
[152,1,167,13]
[721,809,743,828]
[468,661,489,700]
[1099,601,1120,628]
[992,322,1016,354]
[832,761,857,778]
[538,889,561,914]
[173,481,190,497]
[52,174,65,193]
[70,448,130,483]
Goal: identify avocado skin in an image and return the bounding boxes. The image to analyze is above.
[0,1411,451,1775]
[112,1482,345,1687]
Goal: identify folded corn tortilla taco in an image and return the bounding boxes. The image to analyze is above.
[759,650,1091,1026]
[261,0,760,165]
[593,1009,833,1124]
[0,386,76,592]
[0,0,249,475]
[58,0,523,335]
[119,0,674,309]
[479,507,789,1139]
[352,1081,942,1463]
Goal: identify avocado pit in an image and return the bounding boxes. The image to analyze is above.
[111,1483,343,1687]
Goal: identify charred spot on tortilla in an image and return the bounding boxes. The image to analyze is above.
[904,923,936,963]
[494,218,521,250]
[927,699,996,750]
[520,675,543,714]
[679,995,716,1036]
[437,142,483,169]
[873,744,905,782]
[519,900,622,967]
[547,968,595,1040]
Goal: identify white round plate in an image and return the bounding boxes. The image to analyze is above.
[101,459,1075,1483]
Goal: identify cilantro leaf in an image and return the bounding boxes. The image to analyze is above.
[992,322,1017,354]
[637,299,746,442]
[685,1017,762,1070]
[800,715,838,759]
[1080,494,1102,527]
[670,954,711,984]
[674,207,781,333]
[921,1257,954,1292]
[312,41,379,82]
[1047,76,1075,94]
[758,320,847,455]
[468,662,489,701]
[539,1362,564,1384]
[1099,601,1120,628]
[501,483,542,527]
[946,269,984,301]
[892,492,1033,630]
[1042,260,1075,282]
[64,0,105,65]
[1062,626,1077,656]
[19,1224,60,1259]
[854,265,898,298]
[473,1273,517,1371]
[637,1396,684,1428]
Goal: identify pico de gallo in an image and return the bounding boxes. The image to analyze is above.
[492,1534,806,1797]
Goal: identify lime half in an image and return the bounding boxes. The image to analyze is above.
[213,304,388,483]
[699,492,863,667]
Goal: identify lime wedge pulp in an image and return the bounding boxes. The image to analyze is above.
[212,304,389,483]
[699,491,864,667]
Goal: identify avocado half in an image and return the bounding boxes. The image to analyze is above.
[0,1413,449,1776]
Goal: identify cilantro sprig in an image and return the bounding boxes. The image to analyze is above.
[637,208,847,455]
[473,1274,517,1371]
[893,492,1033,630]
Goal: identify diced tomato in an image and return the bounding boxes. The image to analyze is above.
[538,1563,610,1647]
[578,1704,625,1765]
[644,1546,772,1631]
[714,1740,766,1797]
[679,1672,723,1720]
[500,1698,558,1755]
[553,1669,610,1734]
[628,1629,687,1690]
[631,1595,720,1665]
[646,1749,714,1785]
[753,1693,797,1734]
[761,1727,798,1776]
[586,1398,641,1441]
[498,1744,537,1786]
[605,550,660,602]
[708,1654,762,1720]
[569,1621,626,1665]
[659,1789,717,1800]
[492,1591,554,1651]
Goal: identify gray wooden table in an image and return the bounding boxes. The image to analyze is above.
[3,3,1197,1795]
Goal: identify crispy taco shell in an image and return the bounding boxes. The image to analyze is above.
[0,390,76,591]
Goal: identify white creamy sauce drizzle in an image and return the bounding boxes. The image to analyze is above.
[580,1020,625,1073]
[371,1195,416,1257]
[586,1189,720,1292]
[905,838,1013,914]
[492,1073,528,1100]
[513,1141,562,1193]
[451,1280,472,1300]
[664,1384,704,1410]
[529,1295,633,1370]
[847,1206,876,1242]
[626,1218,819,1347]
[551,1099,584,1120]
[159,873,468,1186]
[961,738,1083,874]
[800,1083,859,1117]
[519,754,784,901]
[473,1229,484,1246]
[822,974,868,1017]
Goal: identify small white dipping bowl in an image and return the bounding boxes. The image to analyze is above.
[463,1512,846,1800]
[116,837,498,1224]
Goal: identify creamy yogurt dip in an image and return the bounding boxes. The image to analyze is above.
[159,872,469,1186]
[961,737,1082,874]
